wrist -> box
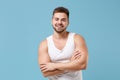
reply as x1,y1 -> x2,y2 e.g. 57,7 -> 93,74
52,63 -> 58,70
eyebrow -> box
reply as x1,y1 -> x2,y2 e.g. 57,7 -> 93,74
53,17 -> 67,19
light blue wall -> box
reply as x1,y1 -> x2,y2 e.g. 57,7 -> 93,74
0,0 -> 120,80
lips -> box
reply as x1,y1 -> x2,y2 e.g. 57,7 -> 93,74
55,24 -> 64,28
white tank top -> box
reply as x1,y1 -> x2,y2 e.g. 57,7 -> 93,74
47,32 -> 83,80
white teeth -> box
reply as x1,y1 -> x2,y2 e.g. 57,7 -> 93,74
57,25 -> 63,27
56,26 -> 61,28
58,26 -> 62,27
55,24 -> 63,28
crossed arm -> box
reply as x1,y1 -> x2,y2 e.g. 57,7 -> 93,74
38,34 -> 88,77
38,40 -> 65,77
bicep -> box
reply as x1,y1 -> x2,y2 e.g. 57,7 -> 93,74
74,34 -> 88,64
38,40 -> 64,76
38,40 -> 51,65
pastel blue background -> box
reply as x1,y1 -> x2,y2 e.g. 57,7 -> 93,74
0,0 -> 120,80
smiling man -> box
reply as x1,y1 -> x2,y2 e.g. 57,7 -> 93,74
38,7 -> 88,80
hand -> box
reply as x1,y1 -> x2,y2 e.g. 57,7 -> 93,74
71,50 -> 81,61
40,63 -> 56,72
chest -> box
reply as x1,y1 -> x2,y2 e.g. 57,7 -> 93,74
48,37 -> 75,62
53,38 -> 68,50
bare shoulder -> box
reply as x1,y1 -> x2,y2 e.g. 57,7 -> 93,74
74,33 -> 88,51
38,39 -> 51,63
39,39 -> 47,50
74,34 -> 85,43
38,39 -> 48,58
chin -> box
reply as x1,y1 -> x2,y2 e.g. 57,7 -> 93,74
56,29 -> 66,33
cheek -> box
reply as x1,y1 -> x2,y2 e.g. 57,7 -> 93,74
63,22 -> 68,26
53,20 -> 57,24
52,21 -> 56,26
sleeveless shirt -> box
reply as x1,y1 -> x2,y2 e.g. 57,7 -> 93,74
47,32 -> 83,80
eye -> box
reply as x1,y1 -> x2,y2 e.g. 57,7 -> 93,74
55,18 -> 59,21
62,18 -> 66,22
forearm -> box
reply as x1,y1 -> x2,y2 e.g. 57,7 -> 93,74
54,60 -> 86,71
42,69 -> 64,77
40,50 -> 88,73
55,49 -> 88,71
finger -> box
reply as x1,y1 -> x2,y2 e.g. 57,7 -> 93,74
73,53 -> 81,60
71,53 -> 78,60
72,52 -> 81,59
74,52 -> 81,57
74,50 -> 80,54
40,65 -> 46,69
40,64 -> 46,68
71,50 -> 80,60
41,66 -> 47,72
42,68 -> 49,72
74,54 -> 81,60
71,53 -> 79,60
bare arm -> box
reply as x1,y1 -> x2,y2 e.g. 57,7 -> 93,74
55,34 -> 88,71
38,40 -> 64,77
41,34 -> 88,72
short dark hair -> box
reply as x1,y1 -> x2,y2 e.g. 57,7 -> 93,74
52,7 -> 69,18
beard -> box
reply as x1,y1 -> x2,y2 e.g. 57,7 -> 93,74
52,24 -> 67,33
53,27 -> 66,33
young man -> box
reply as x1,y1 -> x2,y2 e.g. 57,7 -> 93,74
38,7 -> 88,80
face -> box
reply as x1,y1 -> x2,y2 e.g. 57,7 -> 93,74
52,13 -> 69,33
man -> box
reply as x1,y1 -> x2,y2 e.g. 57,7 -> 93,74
38,6 -> 88,80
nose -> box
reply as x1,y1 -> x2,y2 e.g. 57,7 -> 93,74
58,20 -> 62,24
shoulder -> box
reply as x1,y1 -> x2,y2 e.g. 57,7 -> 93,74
74,33 -> 88,52
69,32 -> 84,39
40,39 -> 47,45
38,34 -> 52,49
73,33 -> 86,46
38,39 -> 48,50
38,39 -> 51,64
74,33 -> 85,41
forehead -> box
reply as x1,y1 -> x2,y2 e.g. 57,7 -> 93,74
53,13 -> 68,18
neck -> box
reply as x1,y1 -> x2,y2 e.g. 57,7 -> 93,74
53,31 -> 69,39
